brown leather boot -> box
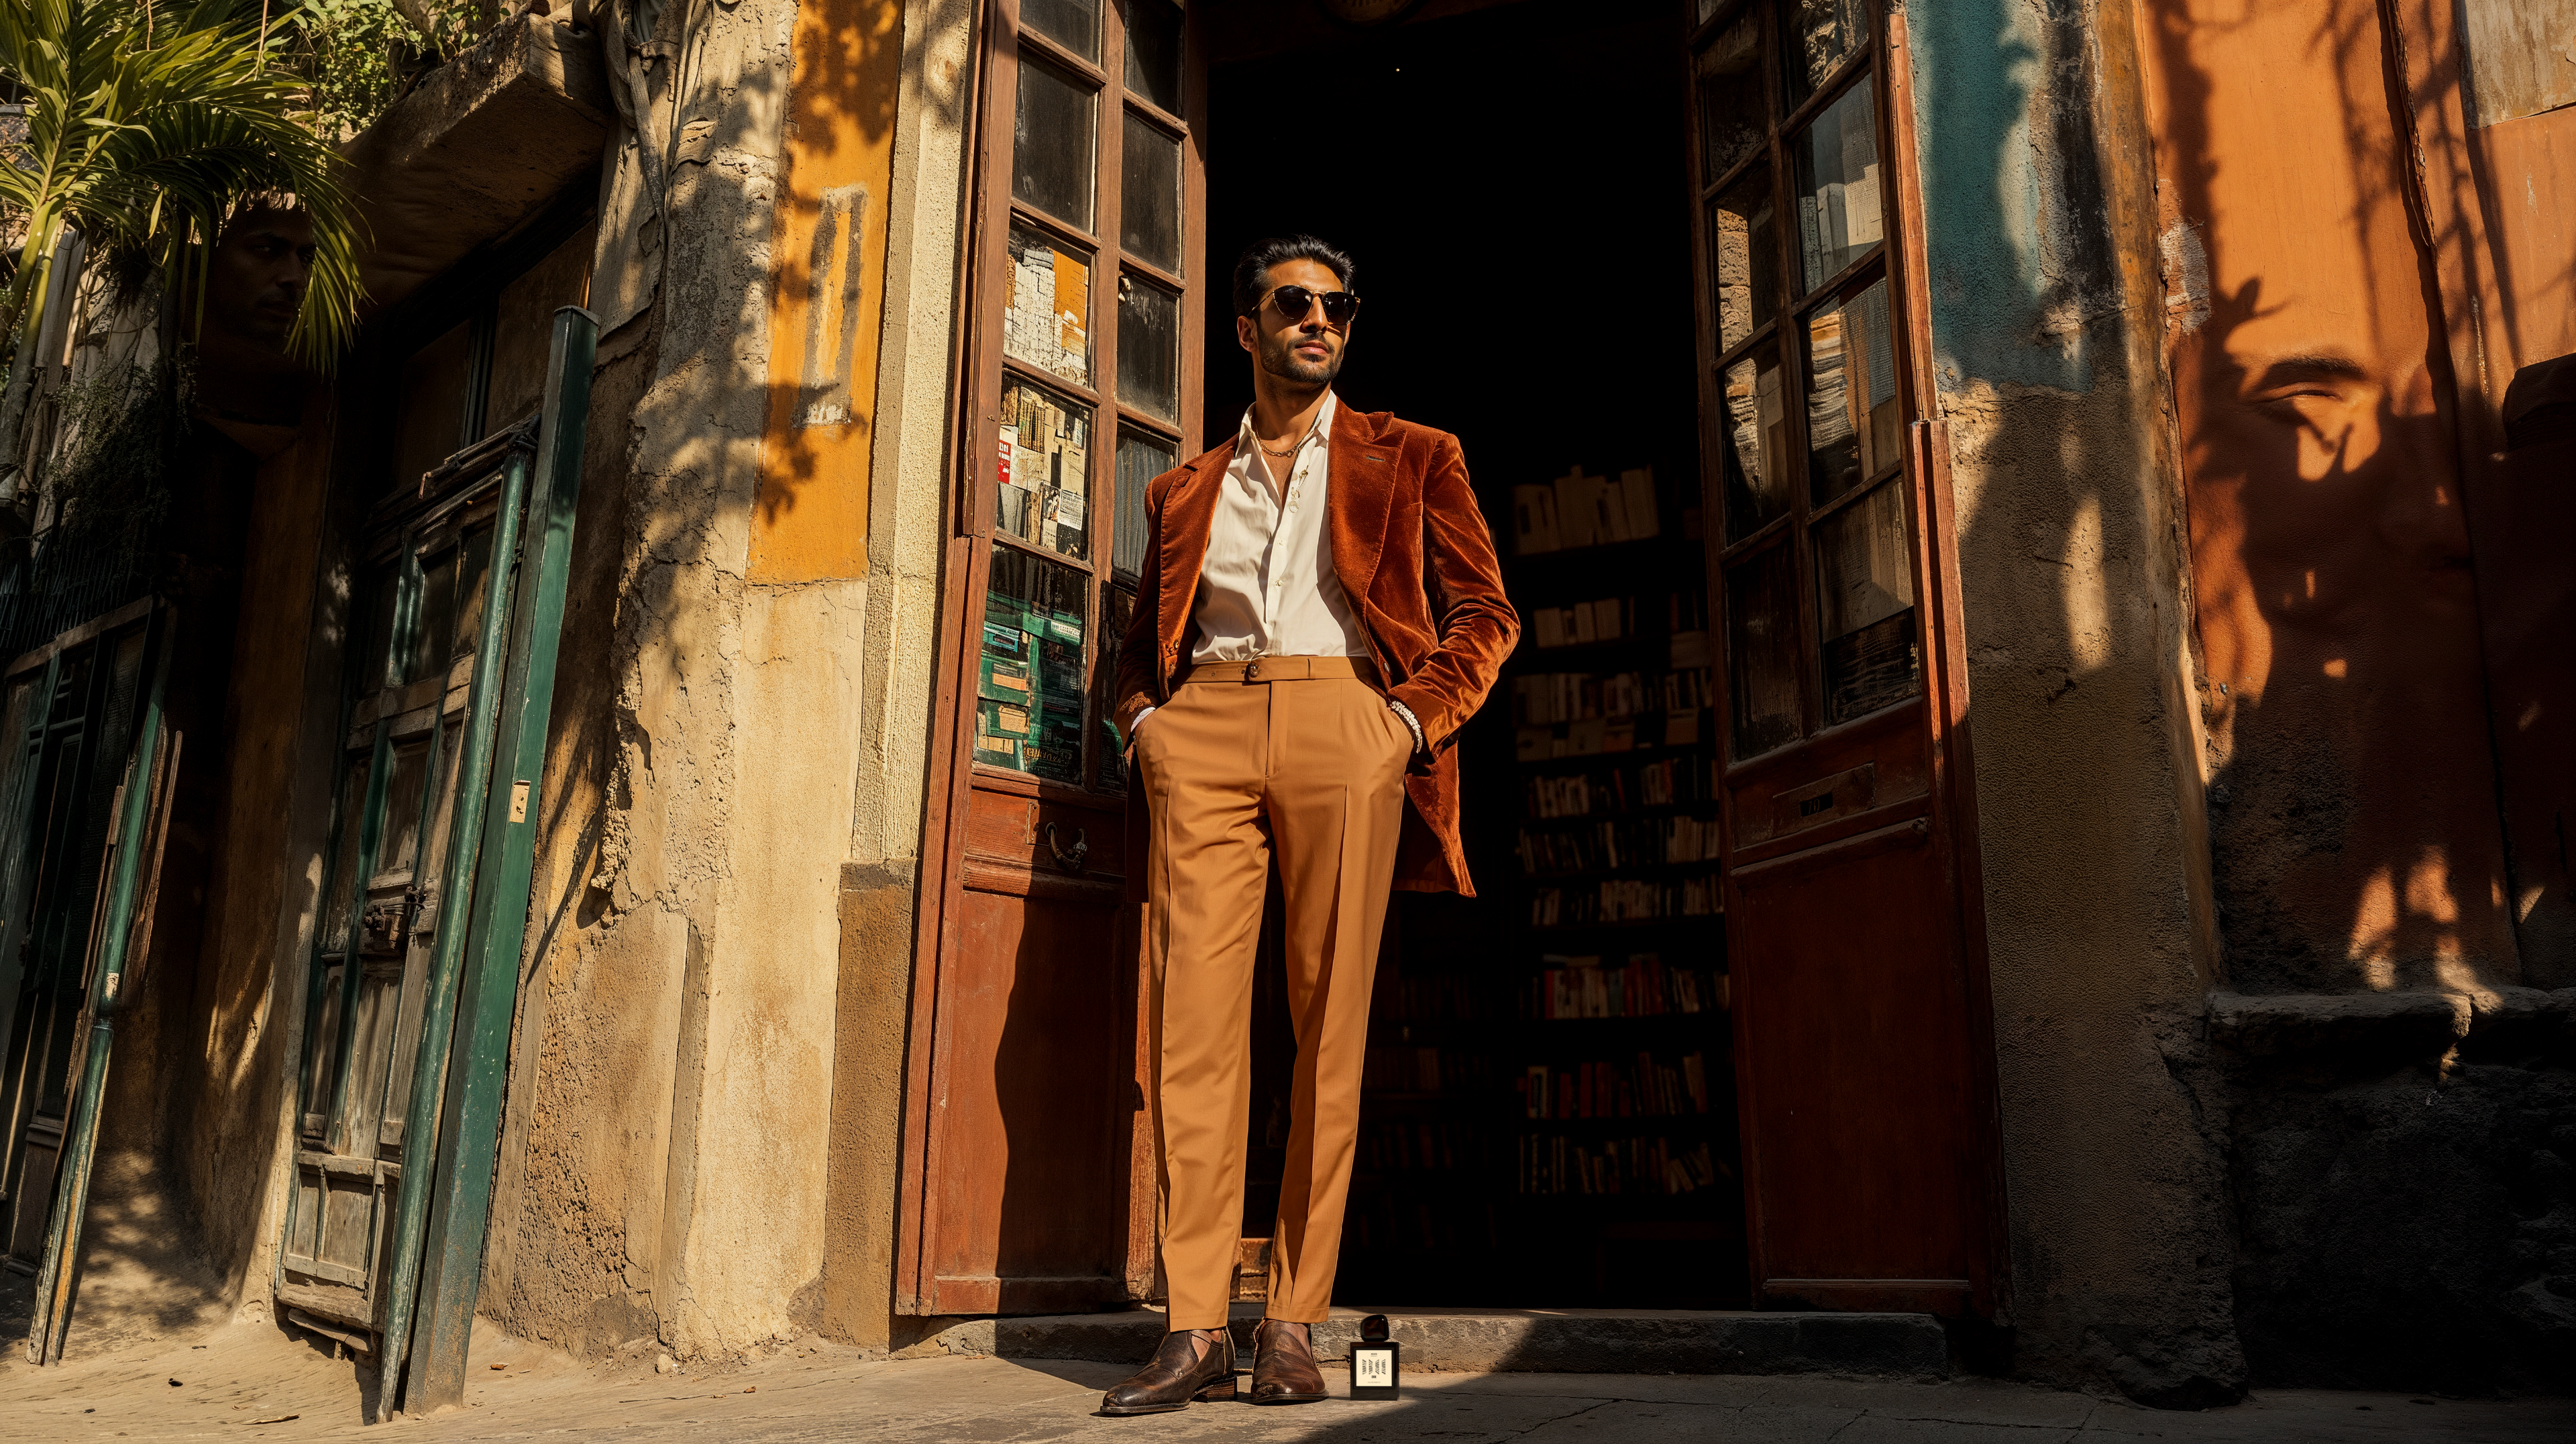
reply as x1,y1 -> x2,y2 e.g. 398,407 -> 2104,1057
1099,1329 -> 1238,1416
1250,1317 -> 1329,1404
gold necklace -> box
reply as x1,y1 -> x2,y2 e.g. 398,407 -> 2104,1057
1258,417 -> 1320,458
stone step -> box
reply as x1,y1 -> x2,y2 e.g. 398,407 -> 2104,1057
911,1304 -> 1951,1378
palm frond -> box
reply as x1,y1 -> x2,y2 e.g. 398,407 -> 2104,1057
0,0 -> 368,368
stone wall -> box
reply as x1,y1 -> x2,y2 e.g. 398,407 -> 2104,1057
475,0 -> 965,1365
1911,0 -> 2574,1404
1901,0 -> 2243,1407
475,0 -> 852,1361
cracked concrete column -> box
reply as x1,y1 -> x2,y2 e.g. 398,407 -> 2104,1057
476,0 -> 908,1361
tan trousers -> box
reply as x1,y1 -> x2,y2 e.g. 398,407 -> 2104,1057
1134,656 -> 1413,1329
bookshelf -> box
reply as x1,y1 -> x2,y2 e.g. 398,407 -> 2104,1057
1346,461 -> 1746,1309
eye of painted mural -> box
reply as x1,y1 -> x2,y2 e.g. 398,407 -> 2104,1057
1006,223 -> 1093,386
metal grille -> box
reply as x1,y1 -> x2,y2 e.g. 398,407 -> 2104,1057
0,531 -> 151,664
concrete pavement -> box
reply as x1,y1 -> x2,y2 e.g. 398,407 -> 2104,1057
3,1317 -> 2570,1443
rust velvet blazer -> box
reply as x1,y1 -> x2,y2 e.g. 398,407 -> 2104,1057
1112,403 -> 1518,895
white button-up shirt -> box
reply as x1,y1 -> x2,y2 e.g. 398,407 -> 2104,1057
1189,391 -> 1368,663
1127,391 -> 1423,752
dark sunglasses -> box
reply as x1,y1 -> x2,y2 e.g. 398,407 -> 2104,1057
1262,284 -> 1361,328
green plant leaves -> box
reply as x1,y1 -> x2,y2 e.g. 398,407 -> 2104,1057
0,0 -> 368,367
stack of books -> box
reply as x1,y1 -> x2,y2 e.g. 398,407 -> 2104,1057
1512,466 -> 1662,554
1529,597 -> 1632,649
1518,1052 -> 1713,1119
1515,815 -> 1724,875
1517,1135 -> 1727,1196
1527,876 -> 1722,926
1359,1045 -> 1496,1094
1527,954 -> 1726,1019
1524,758 -> 1717,817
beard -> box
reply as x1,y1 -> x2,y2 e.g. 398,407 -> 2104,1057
1258,327 -> 1343,386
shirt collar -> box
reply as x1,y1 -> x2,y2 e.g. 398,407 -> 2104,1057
1236,390 -> 1338,453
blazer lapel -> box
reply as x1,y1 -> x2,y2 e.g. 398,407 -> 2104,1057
1328,405 -> 1398,607
1155,437 -> 1234,666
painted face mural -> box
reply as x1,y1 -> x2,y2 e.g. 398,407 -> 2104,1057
2148,0 -> 2517,990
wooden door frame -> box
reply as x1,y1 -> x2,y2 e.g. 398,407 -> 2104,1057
896,0 -> 1210,1315
1684,0 -> 2011,1319
1884,6 -> 2010,1323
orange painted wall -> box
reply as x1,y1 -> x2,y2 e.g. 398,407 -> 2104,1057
749,0 -> 906,582
2141,0 -> 2520,990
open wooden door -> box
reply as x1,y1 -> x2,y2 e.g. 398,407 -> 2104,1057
0,603 -> 164,1278
1684,0 -> 2008,1316
898,0 -> 1205,1315
274,428 -> 533,1355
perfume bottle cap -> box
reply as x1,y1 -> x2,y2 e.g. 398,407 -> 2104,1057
1360,1313 -> 1391,1343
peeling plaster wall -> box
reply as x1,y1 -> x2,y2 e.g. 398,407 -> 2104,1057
475,0 -> 879,1361
1902,0 -> 2242,1406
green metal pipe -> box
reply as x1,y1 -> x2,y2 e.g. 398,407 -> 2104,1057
370,448 -> 533,1410
402,306 -> 597,1414
28,610 -> 170,1365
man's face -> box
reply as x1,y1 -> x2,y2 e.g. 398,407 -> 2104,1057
1236,258 -> 1352,386
209,207 -> 316,350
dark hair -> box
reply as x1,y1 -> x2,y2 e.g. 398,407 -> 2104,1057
1231,235 -> 1357,317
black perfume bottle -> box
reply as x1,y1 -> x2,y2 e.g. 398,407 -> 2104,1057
1349,1313 -> 1400,1400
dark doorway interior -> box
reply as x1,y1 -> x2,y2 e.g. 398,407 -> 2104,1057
1207,0 -> 1744,1308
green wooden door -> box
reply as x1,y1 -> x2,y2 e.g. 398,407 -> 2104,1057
276,434 -> 528,1350
0,608 -> 160,1269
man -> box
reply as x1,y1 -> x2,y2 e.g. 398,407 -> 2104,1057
196,203 -> 317,429
1098,236 -> 1515,1415
206,203 -> 316,353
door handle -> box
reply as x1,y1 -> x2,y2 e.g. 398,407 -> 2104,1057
1044,822 -> 1089,874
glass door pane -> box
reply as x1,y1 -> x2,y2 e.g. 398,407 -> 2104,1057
1095,585 -> 1135,791
1000,378 -> 1094,560
1112,432 -> 1171,581
1117,276 -> 1181,421
1725,544 -> 1803,758
1022,0 -> 1097,60
1721,352 -> 1790,542
1710,168 -> 1778,350
1006,223 -> 1095,385
1015,58 -> 1099,231
1813,480 -> 1918,724
1698,9 -> 1768,183
1804,276 -> 1898,505
1123,0 -> 1183,111
1790,81 -> 1882,291
977,543 -> 1090,784
1120,112 -> 1183,273
1782,0 -> 1869,107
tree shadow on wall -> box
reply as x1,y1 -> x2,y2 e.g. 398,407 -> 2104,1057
2110,0 -> 2571,1397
